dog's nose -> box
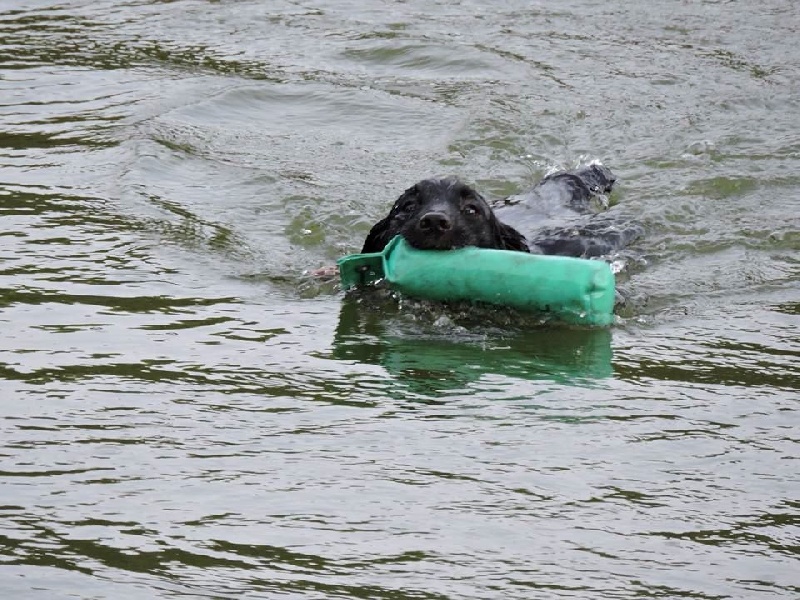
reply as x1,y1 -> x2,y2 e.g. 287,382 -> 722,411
418,211 -> 452,232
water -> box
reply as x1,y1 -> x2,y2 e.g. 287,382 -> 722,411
1,0 -> 798,598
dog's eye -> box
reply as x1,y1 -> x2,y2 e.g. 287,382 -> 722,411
393,196 -> 418,214
398,199 -> 417,213
463,204 -> 480,216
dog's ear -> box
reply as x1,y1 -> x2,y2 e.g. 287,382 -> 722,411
467,188 -> 529,253
360,216 -> 392,253
361,185 -> 419,253
496,221 -> 530,252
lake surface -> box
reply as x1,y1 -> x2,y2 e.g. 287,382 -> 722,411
1,1 -> 798,598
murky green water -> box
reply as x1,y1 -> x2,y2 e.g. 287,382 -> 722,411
1,1 -> 798,598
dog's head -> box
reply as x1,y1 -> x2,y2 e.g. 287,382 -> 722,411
361,178 -> 529,253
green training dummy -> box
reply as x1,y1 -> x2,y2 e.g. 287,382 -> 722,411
338,236 -> 615,327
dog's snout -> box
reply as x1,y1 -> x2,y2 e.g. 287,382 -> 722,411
418,211 -> 452,232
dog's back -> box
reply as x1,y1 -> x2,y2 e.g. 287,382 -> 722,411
494,164 -> 640,258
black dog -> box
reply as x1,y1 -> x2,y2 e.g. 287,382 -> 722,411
362,164 -> 639,258
361,178 -> 528,254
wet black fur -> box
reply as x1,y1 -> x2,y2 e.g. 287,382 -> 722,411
362,164 -> 637,258
361,178 -> 527,254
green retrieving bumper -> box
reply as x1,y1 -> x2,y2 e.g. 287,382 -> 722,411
338,236 -> 616,327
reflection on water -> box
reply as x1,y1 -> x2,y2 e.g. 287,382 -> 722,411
1,0 -> 799,598
327,295 -> 614,395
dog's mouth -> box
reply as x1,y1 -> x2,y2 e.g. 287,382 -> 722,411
401,232 -> 464,251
